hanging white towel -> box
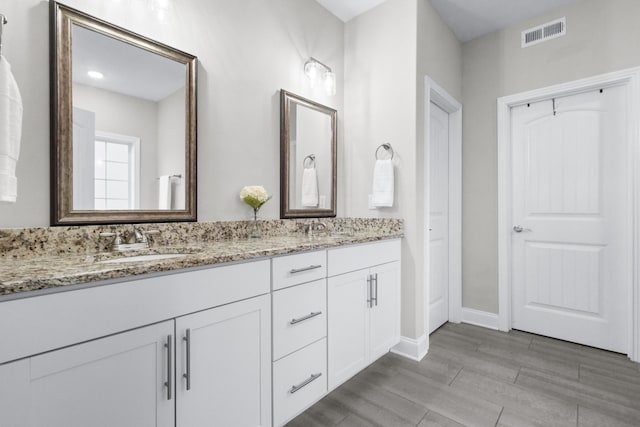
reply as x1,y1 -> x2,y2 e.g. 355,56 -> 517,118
371,159 -> 394,207
158,175 -> 172,209
0,56 -> 23,203
301,167 -> 319,207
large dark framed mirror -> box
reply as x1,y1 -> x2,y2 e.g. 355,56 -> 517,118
50,1 -> 197,225
280,90 -> 337,218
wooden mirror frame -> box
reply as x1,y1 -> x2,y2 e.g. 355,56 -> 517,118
50,1 -> 197,225
280,90 -> 337,218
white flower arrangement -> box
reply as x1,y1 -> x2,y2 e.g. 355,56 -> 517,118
240,185 -> 271,211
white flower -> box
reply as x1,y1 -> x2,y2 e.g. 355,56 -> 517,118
240,185 -> 271,209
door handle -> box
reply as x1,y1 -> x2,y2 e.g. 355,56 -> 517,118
164,335 -> 172,400
513,225 -> 532,233
183,328 -> 191,391
373,273 -> 378,307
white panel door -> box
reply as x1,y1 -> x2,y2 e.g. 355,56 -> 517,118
511,86 -> 629,353
175,294 -> 271,427
0,321 -> 175,427
429,102 -> 450,333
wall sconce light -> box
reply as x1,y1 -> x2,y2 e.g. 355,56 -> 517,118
304,57 -> 336,96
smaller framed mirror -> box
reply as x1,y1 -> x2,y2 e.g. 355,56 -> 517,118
280,90 -> 337,218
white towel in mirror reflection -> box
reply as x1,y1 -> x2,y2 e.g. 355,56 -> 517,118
301,167 -> 319,207
158,175 -> 172,209
0,56 -> 23,203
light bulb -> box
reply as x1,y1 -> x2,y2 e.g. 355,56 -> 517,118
324,71 -> 336,96
305,61 -> 320,88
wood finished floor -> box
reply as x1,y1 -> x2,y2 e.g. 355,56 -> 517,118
286,322 -> 640,427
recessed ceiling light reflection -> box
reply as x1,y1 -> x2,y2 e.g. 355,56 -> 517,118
88,70 -> 104,79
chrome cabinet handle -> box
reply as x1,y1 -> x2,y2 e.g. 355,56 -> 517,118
366,275 -> 372,308
289,373 -> 322,394
513,225 -> 532,233
373,273 -> 378,307
289,265 -> 322,274
183,328 -> 191,391
290,311 -> 322,325
164,335 -> 172,400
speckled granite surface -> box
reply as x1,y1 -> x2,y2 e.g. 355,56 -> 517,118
0,218 -> 402,298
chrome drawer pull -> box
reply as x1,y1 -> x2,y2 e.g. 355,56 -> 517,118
290,311 -> 322,325
289,373 -> 322,394
289,264 -> 322,274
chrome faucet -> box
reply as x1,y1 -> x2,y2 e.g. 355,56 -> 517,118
305,220 -> 327,239
99,228 -> 160,252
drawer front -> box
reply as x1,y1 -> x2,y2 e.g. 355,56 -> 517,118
328,239 -> 401,277
272,250 -> 326,290
273,338 -> 327,427
272,279 -> 327,361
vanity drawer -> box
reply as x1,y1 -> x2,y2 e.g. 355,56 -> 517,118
328,239 -> 401,277
273,338 -> 327,427
272,250 -> 326,290
272,279 -> 327,360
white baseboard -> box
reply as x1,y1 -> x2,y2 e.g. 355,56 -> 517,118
390,334 -> 429,361
461,308 -> 500,330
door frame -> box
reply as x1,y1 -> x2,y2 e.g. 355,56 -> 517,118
497,67 -> 640,362
424,76 -> 463,335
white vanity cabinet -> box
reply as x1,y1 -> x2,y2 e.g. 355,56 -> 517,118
327,239 -> 401,390
0,259 -> 271,427
271,250 -> 328,427
175,294 -> 271,427
0,321 -> 175,427
0,237 -> 402,427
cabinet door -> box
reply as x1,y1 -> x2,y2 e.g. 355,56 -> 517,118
176,294 -> 271,427
369,261 -> 401,361
327,269 -> 369,391
0,321 -> 175,427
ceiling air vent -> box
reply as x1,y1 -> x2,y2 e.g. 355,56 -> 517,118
521,17 -> 566,48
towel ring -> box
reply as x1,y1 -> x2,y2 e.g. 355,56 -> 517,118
375,143 -> 394,160
303,154 -> 316,168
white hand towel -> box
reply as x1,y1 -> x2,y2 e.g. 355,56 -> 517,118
0,56 -> 23,203
301,167 -> 319,207
371,159 -> 394,207
158,175 -> 172,209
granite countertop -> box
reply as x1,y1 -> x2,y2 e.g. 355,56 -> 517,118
0,231 -> 402,298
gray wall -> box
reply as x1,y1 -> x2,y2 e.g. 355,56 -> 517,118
344,0 -> 462,339
157,88 -> 187,210
73,83 -> 159,210
461,0 -> 640,313
0,0 -> 344,227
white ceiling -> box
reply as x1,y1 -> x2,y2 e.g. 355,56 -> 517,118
316,0 -> 578,42
430,0 -> 578,42
315,0 -> 386,22
72,25 -> 186,102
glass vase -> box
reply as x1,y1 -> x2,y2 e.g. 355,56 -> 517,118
249,208 -> 261,239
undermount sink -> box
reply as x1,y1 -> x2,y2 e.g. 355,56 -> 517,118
97,253 -> 188,264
